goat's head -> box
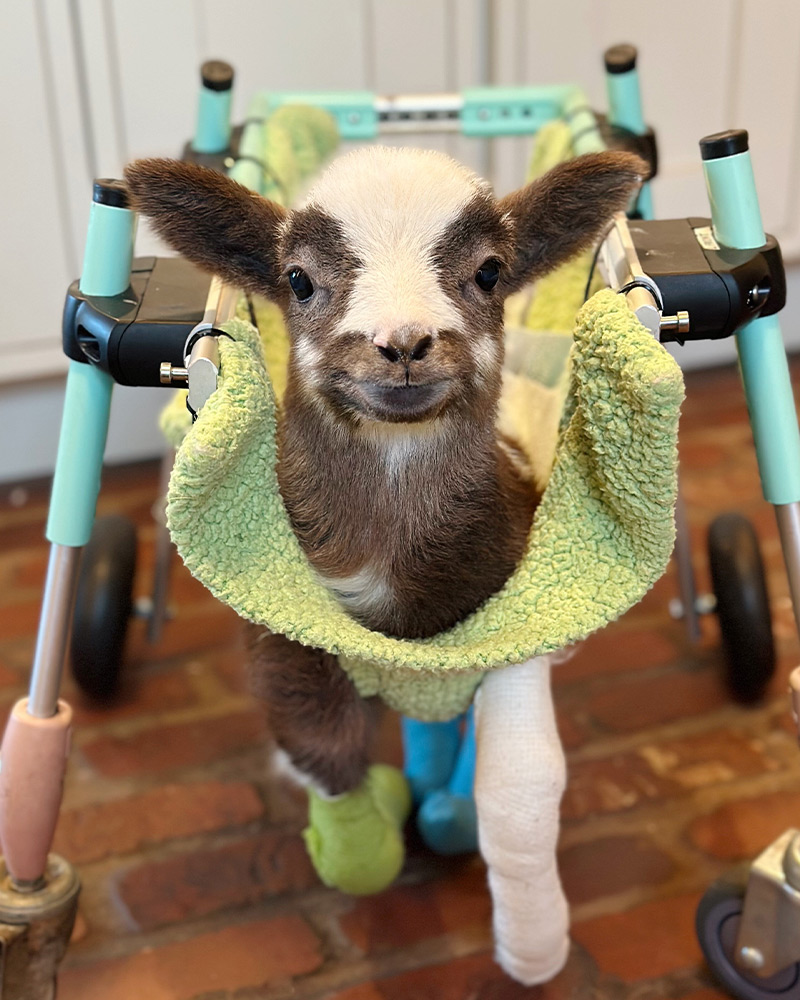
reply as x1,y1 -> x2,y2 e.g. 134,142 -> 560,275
125,146 -> 644,427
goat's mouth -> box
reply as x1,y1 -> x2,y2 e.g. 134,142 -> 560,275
356,380 -> 450,422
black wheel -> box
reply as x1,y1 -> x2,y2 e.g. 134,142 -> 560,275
697,875 -> 800,999
708,512 -> 776,703
70,514 -> 137,701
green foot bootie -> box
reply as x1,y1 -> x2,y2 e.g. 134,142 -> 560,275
304,764 -> 412,895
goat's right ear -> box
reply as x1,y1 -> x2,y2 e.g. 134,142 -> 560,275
124,158 -> 287,300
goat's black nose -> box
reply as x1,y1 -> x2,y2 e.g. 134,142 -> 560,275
377,334 -> 432,364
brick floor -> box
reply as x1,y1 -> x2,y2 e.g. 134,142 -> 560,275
1,358 -> 800,998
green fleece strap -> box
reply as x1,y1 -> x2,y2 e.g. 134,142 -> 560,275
304,765 -> 412,895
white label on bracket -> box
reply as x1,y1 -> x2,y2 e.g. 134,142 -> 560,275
694,226 -> 720,251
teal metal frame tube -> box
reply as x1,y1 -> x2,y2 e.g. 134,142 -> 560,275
604,44 -> 653,219
46,182 -> 135,547
192,60 -> 234,154
701,131 -> 800,505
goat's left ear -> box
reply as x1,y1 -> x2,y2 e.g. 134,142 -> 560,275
499,151 -> 647,294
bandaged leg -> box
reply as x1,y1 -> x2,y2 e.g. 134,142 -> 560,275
474,656 -> 569,985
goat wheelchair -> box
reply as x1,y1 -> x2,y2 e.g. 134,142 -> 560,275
0,44 -> 797,999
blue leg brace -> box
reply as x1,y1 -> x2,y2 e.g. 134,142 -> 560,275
402,709 -> 478,855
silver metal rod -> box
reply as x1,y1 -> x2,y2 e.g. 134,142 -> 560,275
673,489 -> 702,642
374,93 -> 463,134
28,545 -> 81,719
598,213 -> 663,337
775,502 -> 800,635
374,93 -> 463,116
147,448 -> 176,644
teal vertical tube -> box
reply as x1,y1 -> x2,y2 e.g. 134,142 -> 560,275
79,199 -> 136,296
604,44 -> 652,219
192,60 -> 234,155
606,68 -> 646,134
193,88 -> 233,154
703,151 -> 764,249
46,362 -> 113,546
46,181 -> 135,546
701,131 -> 800,504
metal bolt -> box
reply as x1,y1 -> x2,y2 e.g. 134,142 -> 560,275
738,946 -> 765,971
160,362 -> 188,385
746,284 -> 769,310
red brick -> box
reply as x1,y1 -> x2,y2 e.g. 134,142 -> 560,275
678,439 -> 728,469
79,709 -> 266,777
0,657 -> 24,688
555,704 -> 593,750
116,830 -> 316,929
57,914 -> 321,1000
553,624 -> 680,685
571,892 -> 703,983
54,781 -> 264,864
0,600 -> 42,641
341,862 -> 491,954
587,668 -> 729,733
124,601 -> 242,665
212,644 -> 251,695
7,550 -> 48,589
680,464 -> 762,511
559,835 -> 675,904
563,729 -> 773,820
326,948 -> 590,999
688,790 -> 800,861
67,664 -> 198,725
677,990 -> 731,1000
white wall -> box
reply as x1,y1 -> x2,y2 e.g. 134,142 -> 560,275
3,0 -> 800,481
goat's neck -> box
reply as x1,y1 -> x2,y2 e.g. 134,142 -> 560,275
277,384 -> 535,638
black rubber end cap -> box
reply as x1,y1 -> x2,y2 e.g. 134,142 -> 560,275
700,129 -> 749,160
201,60 -> 234,92
93,178 -> 129,209
604,43 -> 637,74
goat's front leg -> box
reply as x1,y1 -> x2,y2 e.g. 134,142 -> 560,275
474,656 -> 569,985
245,626 -> 411,894
246,625 -> 376,795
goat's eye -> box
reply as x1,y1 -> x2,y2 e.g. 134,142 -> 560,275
288,267 -> 314,301
475,258 -> 501,292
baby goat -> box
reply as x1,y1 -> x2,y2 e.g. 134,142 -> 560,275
125,147 -> 644,797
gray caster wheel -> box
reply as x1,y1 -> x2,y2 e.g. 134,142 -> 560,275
696,874 -> 800,999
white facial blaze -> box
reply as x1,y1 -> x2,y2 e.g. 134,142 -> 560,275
303,147 -> 487,342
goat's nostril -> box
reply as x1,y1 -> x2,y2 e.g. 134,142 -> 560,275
378,344 -> 401,363
410,335 -> 432,362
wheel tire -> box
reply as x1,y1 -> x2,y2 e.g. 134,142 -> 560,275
696,875 -> 800,999
70,515 -> 137,701
708,512 -> 776,703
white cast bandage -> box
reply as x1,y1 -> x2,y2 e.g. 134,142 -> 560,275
474,656 -> 569,985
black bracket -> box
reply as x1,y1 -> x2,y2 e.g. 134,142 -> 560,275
627,217 -> 786,343
62,257 -> 213,387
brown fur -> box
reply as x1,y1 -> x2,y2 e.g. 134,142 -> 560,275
246,629 -> 378,795
124,150 -> 644,795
